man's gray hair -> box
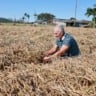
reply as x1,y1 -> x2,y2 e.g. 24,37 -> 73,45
55,25 -> 65,34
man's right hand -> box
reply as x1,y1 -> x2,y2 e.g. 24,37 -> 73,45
43,56 -> 51,63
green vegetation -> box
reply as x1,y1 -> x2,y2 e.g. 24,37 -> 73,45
0,17 -> 13,23
36,13 -> 55,23
85,4 -> 96,27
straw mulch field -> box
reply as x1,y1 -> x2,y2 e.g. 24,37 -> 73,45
0,24 -> 96,96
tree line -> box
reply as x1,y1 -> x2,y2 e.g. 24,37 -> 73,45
0,13 -> 55,24
0,4 -> 96,27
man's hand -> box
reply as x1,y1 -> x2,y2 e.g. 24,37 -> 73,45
43,55 -> 56,62
43,56 -> 51,62
43,45 -> 58,56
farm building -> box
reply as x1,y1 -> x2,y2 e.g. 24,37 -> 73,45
53,18 -> 90,27
31,20 -> 47,25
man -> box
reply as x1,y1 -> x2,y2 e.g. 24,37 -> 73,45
43,25 -> 80,62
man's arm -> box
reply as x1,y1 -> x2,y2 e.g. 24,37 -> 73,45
52,45 -> 69,57
43,45 -> 69,62
44,45 -> 58,56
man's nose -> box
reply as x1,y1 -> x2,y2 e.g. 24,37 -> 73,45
54,31 -> 57,34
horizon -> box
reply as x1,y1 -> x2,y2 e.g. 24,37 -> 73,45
0,0 -> 96,21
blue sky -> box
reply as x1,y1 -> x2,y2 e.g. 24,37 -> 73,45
0,0 -> 96,21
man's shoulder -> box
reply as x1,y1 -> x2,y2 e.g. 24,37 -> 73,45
64,33 -> 73,41
65,33 -> 73,38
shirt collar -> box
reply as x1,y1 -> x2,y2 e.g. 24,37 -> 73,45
61,35 -> 65,40
61,33 -> 66,40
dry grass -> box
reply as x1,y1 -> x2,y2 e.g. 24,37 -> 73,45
0,24 -> 96,96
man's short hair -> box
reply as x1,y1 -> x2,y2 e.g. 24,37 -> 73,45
55,25 -> 65,34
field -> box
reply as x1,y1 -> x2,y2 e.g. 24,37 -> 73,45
0,24 -> 96,96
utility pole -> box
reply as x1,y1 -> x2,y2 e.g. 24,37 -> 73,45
74,0 -> 77,26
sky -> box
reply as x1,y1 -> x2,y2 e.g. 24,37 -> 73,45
0,0 -> 96,21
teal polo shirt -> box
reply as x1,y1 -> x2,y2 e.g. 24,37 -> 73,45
56,33 -> 80,57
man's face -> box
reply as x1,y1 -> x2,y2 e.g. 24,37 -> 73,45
54,27 -> 63,39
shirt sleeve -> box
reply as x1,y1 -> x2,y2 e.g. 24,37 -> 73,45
62,37 -> 72,47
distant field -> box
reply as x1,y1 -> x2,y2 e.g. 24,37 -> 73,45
0,24 -> 96,96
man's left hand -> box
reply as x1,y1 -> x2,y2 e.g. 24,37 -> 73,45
43,56 -> 51,62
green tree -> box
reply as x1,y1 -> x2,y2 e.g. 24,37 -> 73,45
0,17 -> 13,23
24,13 -> 30,22
37,13 -> 55,23
27,14 -> 30,22
22,16 -> 25,22
85,5 -> 96,27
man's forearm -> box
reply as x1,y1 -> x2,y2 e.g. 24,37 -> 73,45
51,50 -> 64,57
46,49 -> 55,56
44,51 -> 62,61
47,52 -> 60,59
52,45 -> 68,57
45,47 -> 57,56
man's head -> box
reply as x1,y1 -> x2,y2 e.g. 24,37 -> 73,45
54,25 -> 65,39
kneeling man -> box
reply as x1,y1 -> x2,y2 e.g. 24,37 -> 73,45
43,25 -> 80,62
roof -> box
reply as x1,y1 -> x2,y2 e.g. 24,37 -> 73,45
53,18 -> 72,23
53,18 -> 90,24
